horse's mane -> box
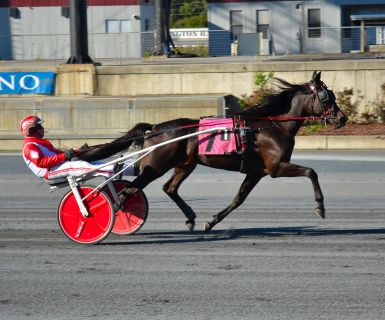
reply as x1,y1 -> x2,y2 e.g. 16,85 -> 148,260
238,78 -> 310,117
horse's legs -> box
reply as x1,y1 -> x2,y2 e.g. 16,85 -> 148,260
118,165 -> 163,204
269,162 -> 325,218
162,164 -> 197,231
204,174 -> 263,232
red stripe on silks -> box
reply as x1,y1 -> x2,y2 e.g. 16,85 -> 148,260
0,0 -> 140,8
46,167 -> 92,179
46,167 -> 112,179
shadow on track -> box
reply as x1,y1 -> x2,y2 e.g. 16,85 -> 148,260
102,226 -> 385,246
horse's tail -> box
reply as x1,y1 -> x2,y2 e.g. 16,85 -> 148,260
77,122 -> 153,162
117,122 -> 153,147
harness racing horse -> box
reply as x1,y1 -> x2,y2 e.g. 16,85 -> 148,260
78,71 -> 348,232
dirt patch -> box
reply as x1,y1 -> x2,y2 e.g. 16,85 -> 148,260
298,123 -> 385,136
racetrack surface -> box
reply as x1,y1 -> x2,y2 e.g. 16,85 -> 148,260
0,150 -> 384,320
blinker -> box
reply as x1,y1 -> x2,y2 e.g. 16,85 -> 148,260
318,89 -> 329,103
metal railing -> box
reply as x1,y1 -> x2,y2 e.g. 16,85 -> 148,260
0,26 -> 383,60
210,26 -> 383,56
0,31 -> 155,61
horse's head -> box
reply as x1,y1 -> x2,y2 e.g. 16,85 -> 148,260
308,71 -> 348,128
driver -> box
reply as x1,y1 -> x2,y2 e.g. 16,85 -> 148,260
20,115 -> 131,181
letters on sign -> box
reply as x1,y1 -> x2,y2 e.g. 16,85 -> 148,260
170,28 -> 208,40
0,72 -> 56,94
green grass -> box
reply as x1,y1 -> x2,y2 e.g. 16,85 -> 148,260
301,123 -> 326,134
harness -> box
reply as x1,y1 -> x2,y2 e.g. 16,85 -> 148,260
79,79 -> 338,174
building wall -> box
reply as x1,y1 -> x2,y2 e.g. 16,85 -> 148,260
208,0 -> 342,55
89,5 -> 150,58
208,0 -> 385,56
6,7 -> 71,59
0,10 -> 12,60
0,3 -> 154,60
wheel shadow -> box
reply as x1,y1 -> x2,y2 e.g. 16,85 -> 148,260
102,226 -> 385,246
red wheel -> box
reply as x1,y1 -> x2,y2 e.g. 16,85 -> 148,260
57,186 -> 115,244
104,180 -> 148,235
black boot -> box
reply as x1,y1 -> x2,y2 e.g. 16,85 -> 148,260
133,162 -> 140,176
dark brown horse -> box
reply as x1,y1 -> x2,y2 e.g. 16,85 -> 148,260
78,71 -> 347,232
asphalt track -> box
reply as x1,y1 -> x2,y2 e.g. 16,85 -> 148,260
1,150 -> 385,320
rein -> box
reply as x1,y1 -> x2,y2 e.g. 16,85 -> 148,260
78,115 -> 322,154
238,115 -> 322,121
178,115 -> 321,130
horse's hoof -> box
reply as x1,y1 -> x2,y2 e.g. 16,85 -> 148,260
186,221 -> 195,232
204,221 -> 212,233
314,208 -> 326,219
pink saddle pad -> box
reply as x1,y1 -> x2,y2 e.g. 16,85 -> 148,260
198,118 -> 237,155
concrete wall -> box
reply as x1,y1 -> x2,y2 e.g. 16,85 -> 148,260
3,59 -> 374,119
3,58 -> 385,119
1,58 -> 385,151
91,59 -> 385,116
0,95 -> 226,151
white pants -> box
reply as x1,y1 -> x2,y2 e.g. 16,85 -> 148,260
45,160 -> 114,180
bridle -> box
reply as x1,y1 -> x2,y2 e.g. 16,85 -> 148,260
309,80 -> 337,123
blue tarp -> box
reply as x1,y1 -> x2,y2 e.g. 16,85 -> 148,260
0,72 -> 56,95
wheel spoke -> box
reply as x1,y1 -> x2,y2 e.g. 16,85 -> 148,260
117,213 -> 131,229
74,219 -> 87,239
88,197 -> 109,213
60,210 -> 80,218
88,217 -> 108,232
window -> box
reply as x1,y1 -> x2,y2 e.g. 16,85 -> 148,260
121,20 -> 131,33
377,26 -> 385,45
105,20 -> 131,33
10,8 -> 21,19
341,8 -> 351,38
61,7 -> 70,18
308,8 -> 321,38
230,10 -> 243,41
256,10 -> 270,39
144,18 -> 151,31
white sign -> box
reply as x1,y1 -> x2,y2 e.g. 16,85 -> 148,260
170,28 -> 208,40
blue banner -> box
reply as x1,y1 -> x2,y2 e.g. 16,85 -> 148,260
0,72 -> 56,95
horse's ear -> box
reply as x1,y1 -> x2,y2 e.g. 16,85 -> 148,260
312,71 -> 321,83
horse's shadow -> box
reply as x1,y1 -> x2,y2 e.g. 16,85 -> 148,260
103,226 -> 385,246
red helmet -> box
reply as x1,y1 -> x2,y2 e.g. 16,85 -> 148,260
20,115 -> 44,136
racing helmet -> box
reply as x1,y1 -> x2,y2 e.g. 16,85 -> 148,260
20,115 -> 44,136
